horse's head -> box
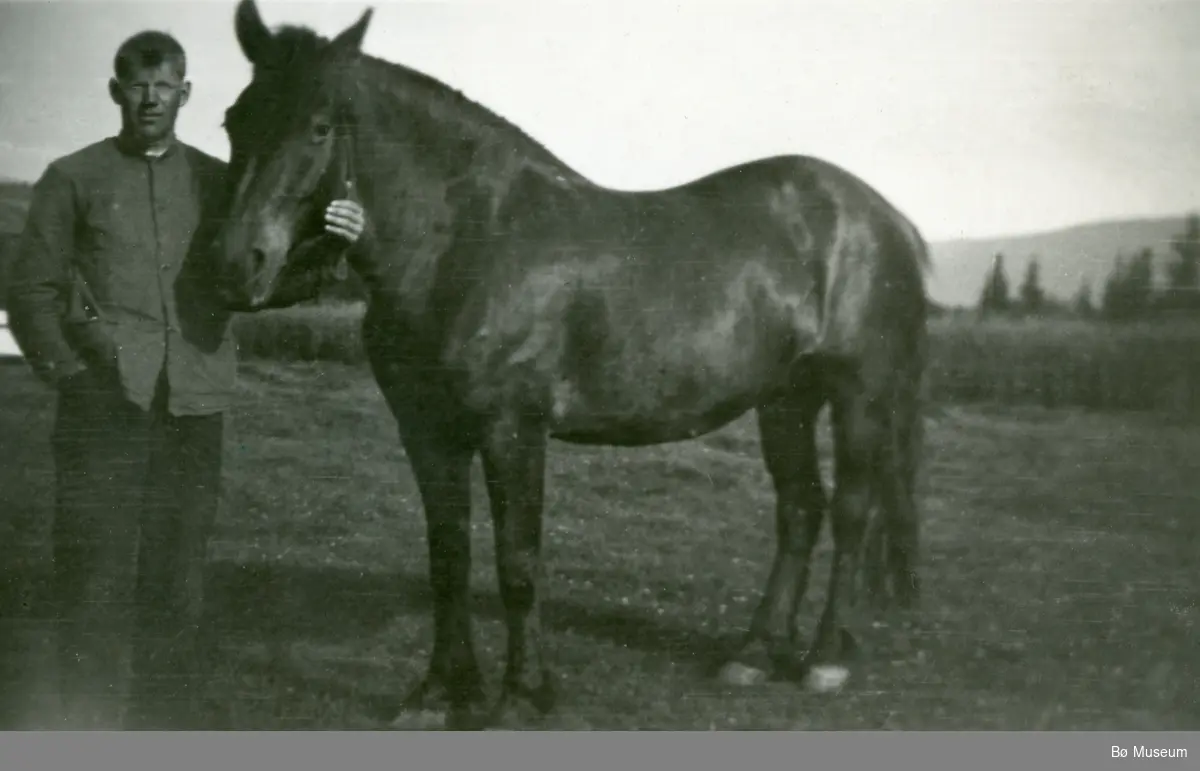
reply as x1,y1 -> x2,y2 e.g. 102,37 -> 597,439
216,0 -> 373,310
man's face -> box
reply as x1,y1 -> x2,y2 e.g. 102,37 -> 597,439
109,62 -> 191,145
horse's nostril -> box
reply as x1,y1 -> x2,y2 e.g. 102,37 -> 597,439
251,248 -> 267,274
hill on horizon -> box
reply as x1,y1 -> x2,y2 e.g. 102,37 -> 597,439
928,215 -> 1196,308
0,179 -> 1194,309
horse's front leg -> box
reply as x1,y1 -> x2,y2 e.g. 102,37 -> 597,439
393,421 -> 487,729
479,411 -> 556,727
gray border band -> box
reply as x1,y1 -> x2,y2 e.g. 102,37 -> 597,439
2,731 -> 1196,770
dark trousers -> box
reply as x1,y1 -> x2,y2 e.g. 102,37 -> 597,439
50,370 -> 223,729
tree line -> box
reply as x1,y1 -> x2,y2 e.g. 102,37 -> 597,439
977,214 -> 1200,321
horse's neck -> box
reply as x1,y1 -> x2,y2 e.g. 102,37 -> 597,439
346,138 -> 467,310
349,84 -> 588,304
356,65 -> 584,216
358,121 -> 520,225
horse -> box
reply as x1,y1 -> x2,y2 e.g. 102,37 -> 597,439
213,0 -> 930,729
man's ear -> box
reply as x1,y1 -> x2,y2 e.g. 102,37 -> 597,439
108,77 -> 123,105
179,79 -> 192,108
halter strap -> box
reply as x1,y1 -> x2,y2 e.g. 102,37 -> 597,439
279,127 -> 360,294
328,127 -> 359,281
334,125 -> 359,205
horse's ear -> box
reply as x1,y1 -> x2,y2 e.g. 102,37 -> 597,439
235,0 -> 274,65
330,7 -> 373,54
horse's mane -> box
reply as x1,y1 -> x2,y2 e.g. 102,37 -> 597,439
270,24 -> 327,65
268,24 -> 582,179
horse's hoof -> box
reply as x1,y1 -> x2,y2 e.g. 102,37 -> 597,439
803,664 -> 850,694
717,660 -> 768,687
524,680 -> 557,716
483,701 -> 524,731
380,672 -> 487,730
388,703 -> 489,731
445,705 -> 491,731
480,684 -> 556,730
390,709 -> 449,730
716,638 -> 793,686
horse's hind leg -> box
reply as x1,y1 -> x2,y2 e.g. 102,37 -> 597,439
719,388 -> 826,686
879,381 -> 923,608
859,488 -> 890,608
803,381 -> 887,676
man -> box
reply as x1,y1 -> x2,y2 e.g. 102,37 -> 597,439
5,30 -> 367,729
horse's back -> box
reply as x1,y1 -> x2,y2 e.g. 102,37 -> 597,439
625,152 -> 929,368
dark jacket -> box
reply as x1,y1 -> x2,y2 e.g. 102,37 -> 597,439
6,135 -> 238,416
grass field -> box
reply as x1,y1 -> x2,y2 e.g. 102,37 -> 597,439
1,356 -> 1197,730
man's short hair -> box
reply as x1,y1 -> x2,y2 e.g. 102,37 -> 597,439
113,31 -> 187,81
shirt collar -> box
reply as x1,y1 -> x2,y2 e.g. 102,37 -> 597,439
114,132 -> 181,161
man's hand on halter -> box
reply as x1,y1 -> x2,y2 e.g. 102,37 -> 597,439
324,198 -> 366,244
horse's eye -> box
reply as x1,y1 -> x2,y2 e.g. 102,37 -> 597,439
312,122 -> 332,142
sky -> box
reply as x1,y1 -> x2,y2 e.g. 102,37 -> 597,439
0,0 -> 1197,242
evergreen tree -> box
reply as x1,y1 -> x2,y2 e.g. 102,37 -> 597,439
1073,277 -> 1094,318
1101,255 -> 1128,321
977,252 -> 1010,318
1018,256 -> 1045,315
1166,213 -> 1200,312
1126,248 -> 1155,317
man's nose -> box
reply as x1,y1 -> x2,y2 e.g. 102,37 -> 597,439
141,89 -> 160,107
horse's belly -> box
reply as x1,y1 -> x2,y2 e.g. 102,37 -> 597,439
545,336 -> 792,447
546,389 -> 762,445
462,250 -> 813,445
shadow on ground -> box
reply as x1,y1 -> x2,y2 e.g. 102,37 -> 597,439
1,558 -> 742,728
205,560 -> 734,662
